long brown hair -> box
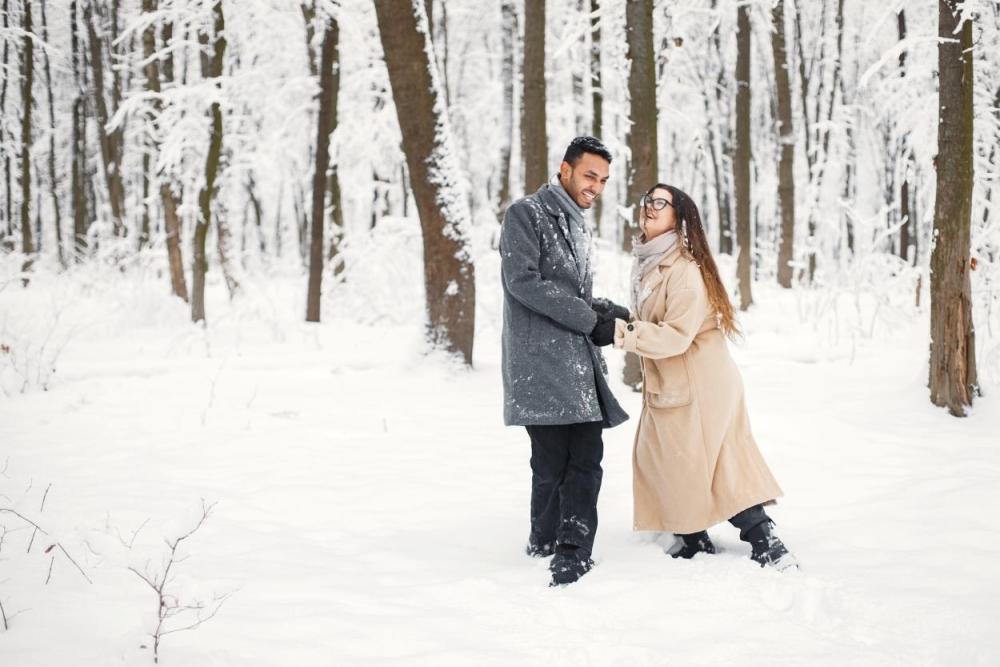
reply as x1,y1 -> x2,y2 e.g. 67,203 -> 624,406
645,183 -> 741,339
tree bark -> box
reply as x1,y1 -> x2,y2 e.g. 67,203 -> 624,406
734,3 -> 753,310
522,0 -> 547,193
771,0 -> 795,288
590,0 -> 603,231
84,0 -> 126,237
897,9 -> 913,263
70,0 -> 88,259
306,15 -> 339,323
325,15 -> 344,277
929,0 -> 977,417
20,0 -> 36,278
2,0 -> 13,250
497,0 -> 516,213
191,0 -> 226,323
38,0 -> 64,267
622,0 -> 657,389
142,0 -> 187,300
374,0 -> 476,364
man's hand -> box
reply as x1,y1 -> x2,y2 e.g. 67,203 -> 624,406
590,312 -> 617,347
592,298 -> 630,323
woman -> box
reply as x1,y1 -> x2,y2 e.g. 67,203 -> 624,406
613,183 -> 797,570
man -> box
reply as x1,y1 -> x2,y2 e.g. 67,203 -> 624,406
500,136 -> 630,586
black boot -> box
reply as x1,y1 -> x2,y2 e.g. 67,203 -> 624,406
669,530 -> 717,559
549,544 -> 594,586
742,521 -> 798,571
526,539 -> 556,558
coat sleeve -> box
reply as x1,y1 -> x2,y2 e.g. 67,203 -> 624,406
613,262 -> 709,359
500,201 -> 599,334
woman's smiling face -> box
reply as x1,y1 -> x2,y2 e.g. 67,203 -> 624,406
639,187 -> 677,240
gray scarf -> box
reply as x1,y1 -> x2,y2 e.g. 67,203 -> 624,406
630,231 -> 679,313
548,175 -> 589,274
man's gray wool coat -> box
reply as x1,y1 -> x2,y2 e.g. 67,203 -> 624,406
499,182 -> 628,428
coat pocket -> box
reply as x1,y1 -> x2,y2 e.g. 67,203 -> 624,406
645,355 -> 692,408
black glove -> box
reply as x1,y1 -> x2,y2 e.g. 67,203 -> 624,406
592,298 -> 630,323
590,312 -> 617,347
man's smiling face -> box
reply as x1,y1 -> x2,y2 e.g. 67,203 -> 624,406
559,152 -> 610,209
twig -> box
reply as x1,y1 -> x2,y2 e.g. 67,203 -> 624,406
40,484 -> 51,512
0,597 -> 7,631
45,555 -> 55,585
47,543 -> 93,584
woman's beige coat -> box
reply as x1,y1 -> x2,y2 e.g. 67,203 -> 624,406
614,246 -> 782,534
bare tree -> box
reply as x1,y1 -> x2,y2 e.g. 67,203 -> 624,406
522,0 -> 547,193
622,0 -> 658,389
84,0 -> 126,237
20,0 -> 36,279
771,0 -> 795,288
39,0 -> 64,267
929,0 -> 978,417
734,2 -> 752,310
374,0 -> 476,364
325,13 -> 345,277
1,0 -> 11,251
306,12 -> 340,323
191,0 -> 226,323
497,0 -> 516,214
590,0 -> 604,231
70,0 -> 89,259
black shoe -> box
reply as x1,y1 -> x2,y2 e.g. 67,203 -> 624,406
549,545 -> 594,586
526,540 -> 556,558
744,523 -> 798,571
669,531 -> 717,559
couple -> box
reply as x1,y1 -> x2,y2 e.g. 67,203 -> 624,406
500,136 -> 797,587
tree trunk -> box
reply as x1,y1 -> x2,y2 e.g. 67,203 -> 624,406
897,9 -> 913,263
374,0 -> 476,364
771,0 -> 795,288
929,0 -> 977,417
2,0 -> 13,250
497,0 -> 516,214
622,0 -> 657,389
38,0 -> 64,267
70,0 -> 88,259
710,0 -> 733,254
734,3 -> 753,310
325,15 -> 344,278
306,15 -> 339,323
590,0 -> 603,232
84,0 -> 126,237
522,0 -> 547,193
191,0 -> 226,323
20,0 -> 36,278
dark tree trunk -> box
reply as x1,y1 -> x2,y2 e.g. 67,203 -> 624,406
710,0 -> 732,254
929,0 -> 977,417
84,0 -> 126,237
2,0 -> 14,250
20,0 -> 36,278
771,0 -> 795,288
325,16 -> 344,277
306,15 -> 339,323
522,0 -> 547,193
70,0 -> 88,258
39,0 -> 64,267
622,0 -> 657,389
897,9 -> 913,264
624,0 -> 656,253
590,0 -> 603,231
374,1 -> 476,364
143,0 -> 187,300
191,0 -> 226,323
497,0 -> 516,214
734,3 -> 753,310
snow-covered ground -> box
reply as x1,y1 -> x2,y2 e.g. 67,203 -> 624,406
2,247 -> 999,666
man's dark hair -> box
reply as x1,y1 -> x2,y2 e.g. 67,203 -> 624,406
562,136 -> 612,167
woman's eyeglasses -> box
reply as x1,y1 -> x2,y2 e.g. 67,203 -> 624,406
640,195 -> 675,212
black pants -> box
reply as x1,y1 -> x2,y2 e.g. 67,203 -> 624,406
526,421 -> 604,555
680,504 -> 772,542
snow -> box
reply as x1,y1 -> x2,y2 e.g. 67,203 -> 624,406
2,247 -> 999,666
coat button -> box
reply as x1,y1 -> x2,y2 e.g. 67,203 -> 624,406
627,323 -> 635,332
